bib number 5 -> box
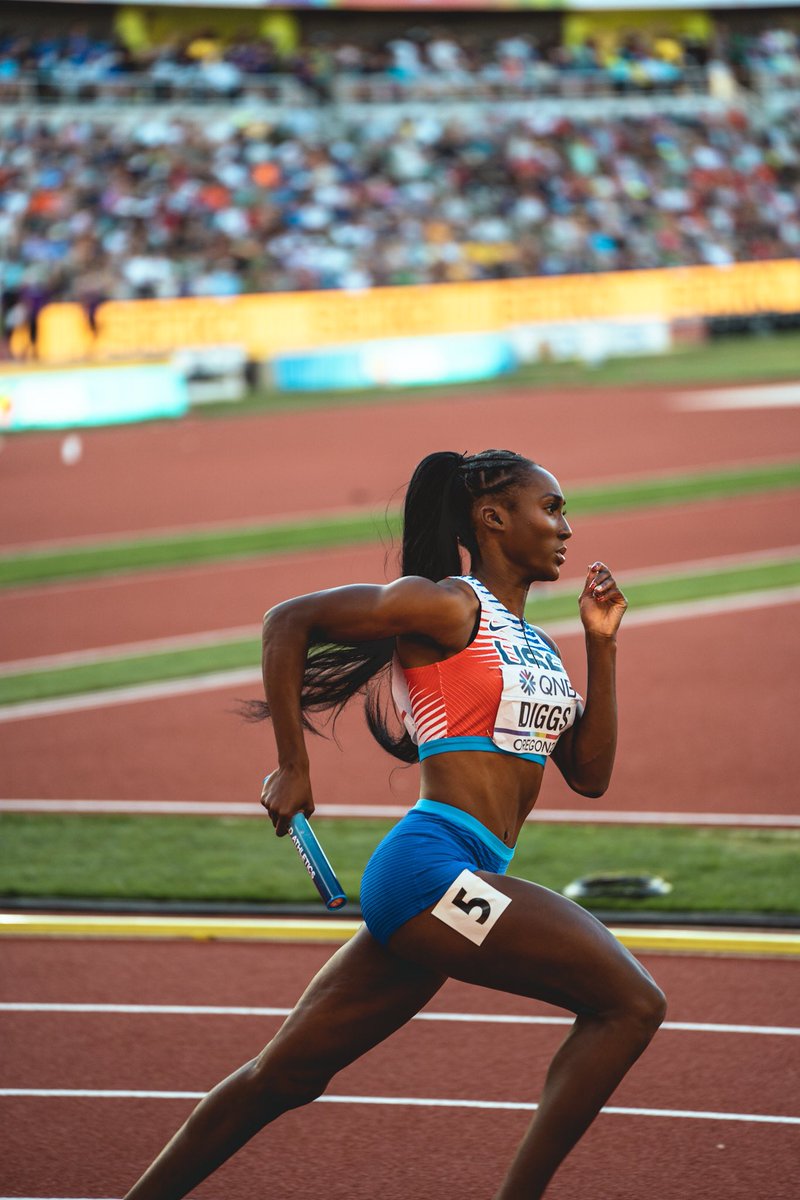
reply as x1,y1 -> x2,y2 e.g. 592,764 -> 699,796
431,869 -> 512,946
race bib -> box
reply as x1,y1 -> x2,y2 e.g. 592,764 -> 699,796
431,870 -> 511,946
492,662 -> 580,757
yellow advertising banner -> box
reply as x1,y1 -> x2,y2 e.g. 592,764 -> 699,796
28,259 -> 800,365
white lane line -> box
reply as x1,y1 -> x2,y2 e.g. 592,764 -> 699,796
0,502 -> 378,556
675,382 -> 800,410
0,541 -> 391,605
0,626 -> 261,678
4,545 -> 798,677
552,544 -> 800,590
321,1096 -> 800,1125
560,584 -> 800,634
533,810 -> 800,828
0,1088 -> 797,1125
4,799 -> 797,828
0,667 -> 261,724
2,584 -> 799,725
1,1003 -> 797,1037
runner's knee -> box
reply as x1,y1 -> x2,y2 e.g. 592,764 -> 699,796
245,1051 -> 331,1112
583,972 -> 666,1043
618,978 -> 667,1040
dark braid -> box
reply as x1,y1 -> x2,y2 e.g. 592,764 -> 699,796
243,449 -> 538,762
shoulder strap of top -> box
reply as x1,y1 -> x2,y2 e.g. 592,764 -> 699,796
450,573 -> 480,596
447,575 -> 484,645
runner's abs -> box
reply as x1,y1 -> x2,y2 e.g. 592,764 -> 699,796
420,749 -> 545,845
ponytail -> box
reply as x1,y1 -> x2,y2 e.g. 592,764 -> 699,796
401,451 -> 471,580
243,448 -> 536,762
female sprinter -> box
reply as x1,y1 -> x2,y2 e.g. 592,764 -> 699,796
125,449 -> 665,1200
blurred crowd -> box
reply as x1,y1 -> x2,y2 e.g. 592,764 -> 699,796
0,22 -> 798,103
2,104 -> 798,330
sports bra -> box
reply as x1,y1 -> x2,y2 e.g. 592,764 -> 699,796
391,574 -> 582,766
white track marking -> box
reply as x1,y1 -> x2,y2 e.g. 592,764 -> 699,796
3,799 -> 797,828
321,1096 -> 800,1124
1,540 -> 392,605
0,627 -> 260,678
0,667 -> 260,724
2,584 -> 798,724
0,503 -> 378,556
1,1003 -> 797,1037
0,1089 -> 796,1125
675,382 -> 800,410
557,584 -> 800,636
3,545 -> 798,676
553,544 -> 800,589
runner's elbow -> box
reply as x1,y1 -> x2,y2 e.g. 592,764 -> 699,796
568,773 -> 610,799
262,599 -> 302,641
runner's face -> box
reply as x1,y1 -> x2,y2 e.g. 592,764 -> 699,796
502,468 -> 572,582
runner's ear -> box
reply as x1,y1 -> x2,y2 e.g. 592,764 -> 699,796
478,504 -> 505,528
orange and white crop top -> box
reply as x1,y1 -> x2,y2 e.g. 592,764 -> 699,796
391,574 -> 582,766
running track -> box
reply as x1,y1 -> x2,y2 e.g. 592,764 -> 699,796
1,383 -> 799,818
1,935 -> 798,1199
1,383 -> 799,1198
3,383 -> 800,547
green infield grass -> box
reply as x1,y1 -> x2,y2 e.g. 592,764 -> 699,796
2,459 -> 798,590
0,814 -> 797,916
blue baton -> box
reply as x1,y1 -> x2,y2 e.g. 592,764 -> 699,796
287,812 -> 347,911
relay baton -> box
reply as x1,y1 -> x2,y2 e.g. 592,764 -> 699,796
287,811 -> 347,910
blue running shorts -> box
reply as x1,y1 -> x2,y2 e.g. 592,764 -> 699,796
360,798 -> 516,945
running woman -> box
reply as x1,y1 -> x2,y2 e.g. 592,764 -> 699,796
125,448 -> 665,1200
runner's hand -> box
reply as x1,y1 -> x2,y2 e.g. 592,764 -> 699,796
578,562 -> 627,640
260,764 -> 314,837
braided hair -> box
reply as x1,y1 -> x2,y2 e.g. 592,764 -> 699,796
245,449 -> 537,761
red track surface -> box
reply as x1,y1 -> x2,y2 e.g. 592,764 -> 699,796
3,385 -> 800,546
1,937 -> 798,1199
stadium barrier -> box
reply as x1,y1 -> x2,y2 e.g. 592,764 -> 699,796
510,317 -> 671,366
271,332 -> 518,391
0,362 -> 188,431
172,346 -> 249,404
26,260 -> 800,369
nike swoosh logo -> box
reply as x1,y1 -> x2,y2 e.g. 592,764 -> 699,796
488,621 -> 508,632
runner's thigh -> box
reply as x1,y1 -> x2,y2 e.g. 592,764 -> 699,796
263,925 -> 446,1076
389,872 -> 659,1015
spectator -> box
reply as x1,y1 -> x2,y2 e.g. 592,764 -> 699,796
0,104 -> 797,309
4,20 -> 798,103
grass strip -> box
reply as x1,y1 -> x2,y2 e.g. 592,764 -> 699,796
1,555 -> 798,706
0,511 -> 395,589
0,640 -> 260,705
2,460 -> 799,590
0,814 -> 797,915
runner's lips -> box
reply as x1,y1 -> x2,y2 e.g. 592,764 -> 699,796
555,549 -> 567,563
